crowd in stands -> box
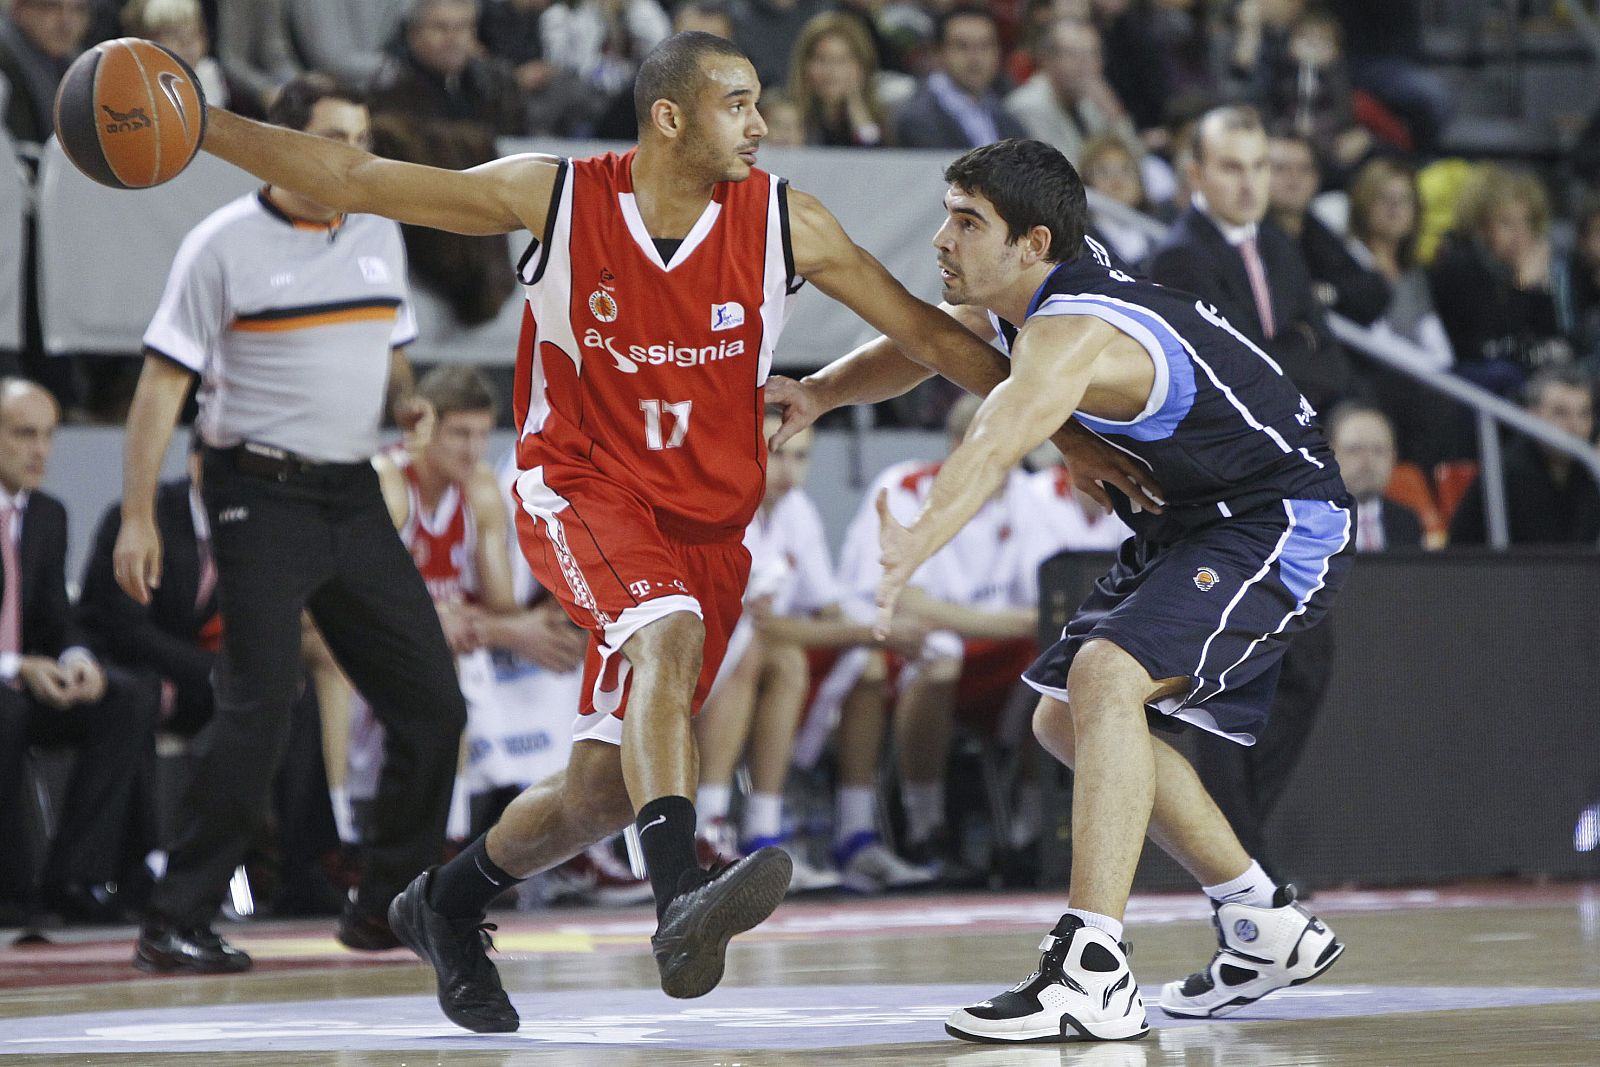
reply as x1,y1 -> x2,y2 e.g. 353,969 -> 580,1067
2,0 -> 1600,928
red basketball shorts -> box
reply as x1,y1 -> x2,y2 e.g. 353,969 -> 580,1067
511,462 -> 751,745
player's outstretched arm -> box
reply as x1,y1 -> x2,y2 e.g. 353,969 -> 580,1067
202,107 -> 555,236
115,354 -> 194,605
873,315 -> 1115,635
782,189 -> 1012,406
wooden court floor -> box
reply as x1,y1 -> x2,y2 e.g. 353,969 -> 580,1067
2,882 -> 1598,1065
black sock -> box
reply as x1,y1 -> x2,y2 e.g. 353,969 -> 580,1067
636,795 -> 702,919
426,834 -> 522,919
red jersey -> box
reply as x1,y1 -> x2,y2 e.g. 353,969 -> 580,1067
512,150 -> 800,543
390,445 -> 477,605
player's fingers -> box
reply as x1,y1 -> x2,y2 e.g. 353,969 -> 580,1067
874,487 -> 893,526
1078,477 -> 1114,515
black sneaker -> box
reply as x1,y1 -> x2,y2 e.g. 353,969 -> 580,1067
133,916 -> 252,974
387,869 -> 518,1033
651,847 -> 792,999
336,894 -> 401,951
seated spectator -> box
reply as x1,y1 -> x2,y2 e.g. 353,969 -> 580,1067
371,0 -> 526,136
1087,0 -> 1170,137
78,439 -> 219,738
1220,0 -> 1301,102
0,0 -> 91,153
281,0 -> 410,88
122,0 -> 263,119
541,0 -> 668,103
1003,17 -> 1137,168
541,0 -> 670,138
1428,166 -> 1573,399
1344,155 -> 1459,469
787,11 -> 890,147
477,0 -> 593,135
733,0 -> 829,90
1267,133 -> 1390,326
1261,7 -> 1372,178
694,413 -> 890,893
1345,156 -> 1453,371
1330,0 -> 1451,154
1326,402 -> 1426,551
1558,198 -> 1600,374
368,6 -> 522,326
0,379 -> 158,925
1150,105 -> 1352,413
828,396 -> 1040,889
894,6 -> 1026,150
1451,367 -> 1600,547
215,0 -> 299,115
1080,133 -> 1156,272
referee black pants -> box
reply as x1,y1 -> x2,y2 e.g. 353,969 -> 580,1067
151,450 -> 467,926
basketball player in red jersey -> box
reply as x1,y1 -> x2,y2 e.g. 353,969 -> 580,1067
125,32 -> 1155,1030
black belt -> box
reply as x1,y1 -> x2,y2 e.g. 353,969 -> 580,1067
211,442 -> 362,482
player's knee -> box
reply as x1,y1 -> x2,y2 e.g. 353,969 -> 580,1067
1032,698 -> 1076,766
859,648 -> 890,686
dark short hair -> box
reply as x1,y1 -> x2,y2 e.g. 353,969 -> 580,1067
633,31 -> 749,127
937,5 -> 1001,47
266,72 -> 365,132
417,365 -> 497,420
944,138 -> 1087,262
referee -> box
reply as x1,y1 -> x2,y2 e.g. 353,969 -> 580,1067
114,74 -> 467,974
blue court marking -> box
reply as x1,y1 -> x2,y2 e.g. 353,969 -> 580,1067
4,984 -> 1600,1052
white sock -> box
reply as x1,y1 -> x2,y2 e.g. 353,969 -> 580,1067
697,783 -> 732,828
744,791 -> 784,842
835,785 -> 879,843
1065,908 -> 1124,942
902,780 -> 945,843
1203,861 -> 1277,908
330,785 -> 356,844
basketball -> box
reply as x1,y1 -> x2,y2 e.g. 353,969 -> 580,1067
52,38 -> 207,190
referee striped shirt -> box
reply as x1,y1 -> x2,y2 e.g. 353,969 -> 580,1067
144,189 -> 418,463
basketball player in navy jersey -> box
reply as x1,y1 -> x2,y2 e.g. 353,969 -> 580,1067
770,138 -> 1353,1044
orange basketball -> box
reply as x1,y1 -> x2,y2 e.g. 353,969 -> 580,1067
53,38 -> 207,190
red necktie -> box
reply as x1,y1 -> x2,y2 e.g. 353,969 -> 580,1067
1239,236 -> 1277,339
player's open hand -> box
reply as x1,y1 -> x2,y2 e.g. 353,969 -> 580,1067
1051,424 -> 1165,515
765,375 -> 825,451
873,489 -> 920,641
113,515 -> 163,605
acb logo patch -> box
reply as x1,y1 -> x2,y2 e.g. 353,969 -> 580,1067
1193,567 -> 1220,592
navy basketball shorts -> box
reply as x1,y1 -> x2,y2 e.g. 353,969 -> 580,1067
1023,496 -> 1355,745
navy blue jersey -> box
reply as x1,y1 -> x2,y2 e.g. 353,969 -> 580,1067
993,238 -> 1345,538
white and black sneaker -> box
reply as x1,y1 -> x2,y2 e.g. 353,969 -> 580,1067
946,914 -> 1149,1044
1159,884 -> 1343,1018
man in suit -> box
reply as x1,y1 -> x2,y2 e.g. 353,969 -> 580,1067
0,0 -> 90,152
895,6 -> 1027,150
0,378 -> 158,924
1149,105 -> 1353,415
1328,402 -> 1425,551
78,440 -> 220,737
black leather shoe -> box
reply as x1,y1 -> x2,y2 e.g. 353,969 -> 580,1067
388,869 -> 518,1033
133,916 -> 252,974
337,895 -> 401,951
651,847 -> 792,999
43,882 -> 131,926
